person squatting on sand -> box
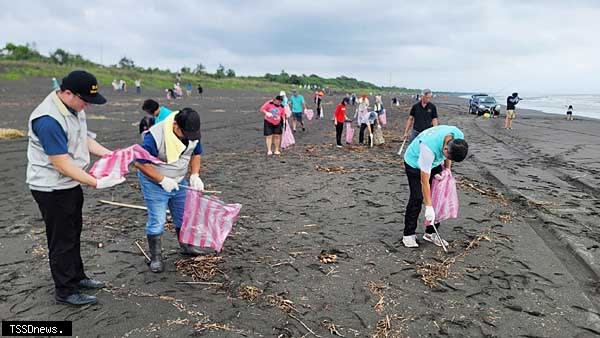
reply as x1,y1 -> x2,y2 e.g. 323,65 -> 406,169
402,125 -> 469,248
134,108 -> 206,273
566,104 -> 573,121
27,70 -> 126,306
504,92 -> 521,129
260,94 -> 286,155
290,89 -> 307,131
402,88 -> 439,145
334,97 -> 350,147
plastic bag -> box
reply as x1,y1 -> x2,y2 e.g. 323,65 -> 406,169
284,105 -> 292,118
281,122 -> 295,149
345,122 -> 354,144
378,110 -> 387,126
304,109 -> 314,120
373,126 -> 385,145
431,169 -> 459,222
179,190 -> 242,252
89,144 -> 161,179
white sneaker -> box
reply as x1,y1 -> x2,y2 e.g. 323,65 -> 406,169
423,233 -> 449,247
402,235 -> 419,248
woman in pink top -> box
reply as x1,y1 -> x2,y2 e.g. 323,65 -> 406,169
260,95 -> 285,155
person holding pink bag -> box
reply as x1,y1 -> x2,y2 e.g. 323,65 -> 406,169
334,97 -> 350,148
260,95 -> 285,155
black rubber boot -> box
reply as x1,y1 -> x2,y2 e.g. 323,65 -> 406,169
147,234 -> 164,273
175,228 -> 205,256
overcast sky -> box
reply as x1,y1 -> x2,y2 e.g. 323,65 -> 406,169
2,0 -> 599,94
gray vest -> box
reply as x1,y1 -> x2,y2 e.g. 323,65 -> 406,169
148,117 -> 198,178
26,91 -> 90,191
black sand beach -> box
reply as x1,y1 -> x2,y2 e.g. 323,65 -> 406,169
1,78 -> 599,337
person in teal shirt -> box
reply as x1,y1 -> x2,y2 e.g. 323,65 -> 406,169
402,125 -> 469,249
142,99 -> 172,123
289,90 -> 307,132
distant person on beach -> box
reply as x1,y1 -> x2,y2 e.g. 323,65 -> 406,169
566,105 -> 573,121
135,108 -> 205,273
504,92 -> 521,129
197,84 -> 203,97
356,95 -> 375,146
402,89 -> 439,144
351,93 -> 357,106
27,70 -> 124,305
112,79 -> 119,91
334,97 -> 350,148
51,77 -> 60,90
185,83 -> 193,96
402,125 -> 469,248
260,95 -> 285,155
290,90 -> 307,132
135,79 -> 142,94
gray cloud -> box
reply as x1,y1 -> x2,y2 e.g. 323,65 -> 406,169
1,0 -> 599,94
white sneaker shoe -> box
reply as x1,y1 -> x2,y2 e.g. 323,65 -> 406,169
402,235 -> 419,248
423,233 -> 449,247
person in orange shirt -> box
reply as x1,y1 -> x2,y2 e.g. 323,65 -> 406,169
334,98 -> 350,147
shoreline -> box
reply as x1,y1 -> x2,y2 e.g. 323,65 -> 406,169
452,94 -> 600,121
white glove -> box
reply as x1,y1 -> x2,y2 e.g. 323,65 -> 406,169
425,206 -> 435,224
189,173 -> 204,191
159,176 -> 179,192
95,174 -> 125,189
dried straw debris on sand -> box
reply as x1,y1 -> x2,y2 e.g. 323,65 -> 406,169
315,164 -> 347,174
0,128 -> 25,139
266,294 -> 300,314
417,230 -> 492,288
238,285 -> 263,302
175,255 -> 223,281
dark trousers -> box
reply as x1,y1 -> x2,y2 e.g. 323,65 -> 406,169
335,122 -> 344,146
404,163 -> 443,236
31,186 -> 87,297
359,123 -> 374,144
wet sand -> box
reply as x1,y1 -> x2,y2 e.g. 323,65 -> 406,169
0,78 -> 599,337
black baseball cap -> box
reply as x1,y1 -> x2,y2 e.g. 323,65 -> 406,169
174,108 -> 201,140
61,70 -> 107,104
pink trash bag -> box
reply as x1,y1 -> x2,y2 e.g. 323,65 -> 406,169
345,122 -> 354,144
378,110 -> 387,126
89,144 -> 161,178
431,169 -> 459,222
304,109 -> 314,120
281,122 -> 295,149
179,190 -> 242,252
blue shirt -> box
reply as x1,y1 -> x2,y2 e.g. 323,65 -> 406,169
404,125 -> 464,170
289,95 -> 305,113
137,132 -> 203,164
31,116 -> 68,155
155,106 -> 172,124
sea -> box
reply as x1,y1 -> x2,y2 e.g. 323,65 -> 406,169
459,94 -> 600,120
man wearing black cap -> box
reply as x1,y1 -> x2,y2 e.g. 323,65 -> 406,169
27,70 -> 125,306
134,107 -> 206,272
